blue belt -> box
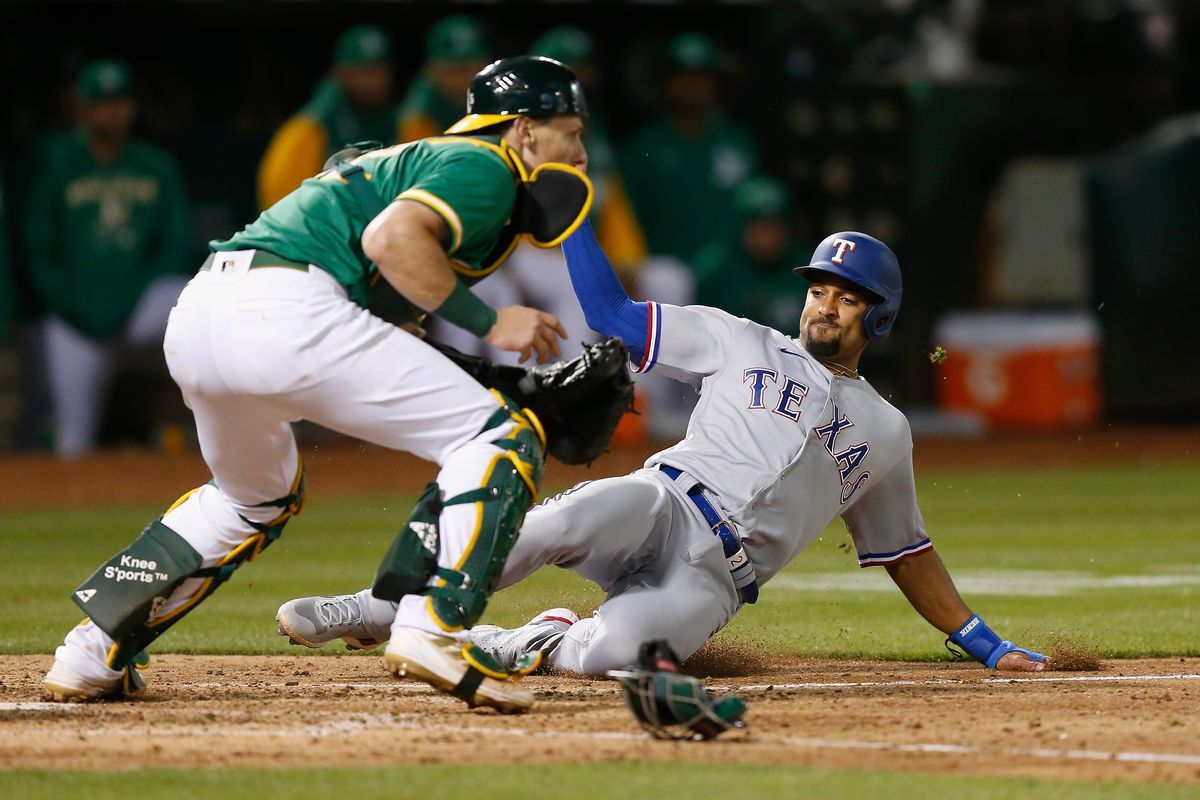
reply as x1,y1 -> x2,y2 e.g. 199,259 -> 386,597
660,464 -> 759,604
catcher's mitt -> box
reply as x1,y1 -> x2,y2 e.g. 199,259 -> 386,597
608,640 -> 748,741
433,338 -> 635,465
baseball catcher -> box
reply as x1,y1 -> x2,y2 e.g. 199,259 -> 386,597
43,55 -> 598,714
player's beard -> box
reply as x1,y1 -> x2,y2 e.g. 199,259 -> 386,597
803,325 -> 841,359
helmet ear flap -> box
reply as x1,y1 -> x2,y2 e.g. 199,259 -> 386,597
861,304 -> 898,342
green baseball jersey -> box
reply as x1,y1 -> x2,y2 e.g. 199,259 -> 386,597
23,132 -> 190,338
215,135 -> 520,309
620,115 -> 758,262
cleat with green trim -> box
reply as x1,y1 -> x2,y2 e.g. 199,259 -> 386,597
385,627 -> 535,713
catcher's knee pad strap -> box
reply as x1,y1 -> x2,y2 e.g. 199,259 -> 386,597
238,464 -> 307,548
482,389 -> 546,494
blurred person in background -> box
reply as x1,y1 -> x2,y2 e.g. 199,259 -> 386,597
396,15 -> 490,142
22,59 -> 190,458
530,25 -> 645,274
620,32 -> 758,268
619,33 -> 760,437
692,176 -> 813,331
257,26 -> 396,209
427,25 -> 647,365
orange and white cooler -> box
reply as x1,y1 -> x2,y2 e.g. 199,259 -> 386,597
932,311 -> 1101,430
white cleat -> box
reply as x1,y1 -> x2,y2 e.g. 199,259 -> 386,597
43,658 -> 143,702
385,628 -> 536,714
468,608 -> 579,670
276,595 -> 383,650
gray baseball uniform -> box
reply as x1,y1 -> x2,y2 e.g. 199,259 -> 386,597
496,302 -> 930,674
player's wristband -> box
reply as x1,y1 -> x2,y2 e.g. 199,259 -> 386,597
434,282 -> 498,338
946,613 -> 1048,668
947,614 -> 1005,666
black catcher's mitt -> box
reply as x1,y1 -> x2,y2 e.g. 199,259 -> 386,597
608,640 -> 748,741
432,337 -> 635,465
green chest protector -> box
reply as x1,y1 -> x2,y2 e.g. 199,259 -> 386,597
324,141 -> 593,325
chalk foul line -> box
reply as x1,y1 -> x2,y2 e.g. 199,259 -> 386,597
728,672 -> 1200,692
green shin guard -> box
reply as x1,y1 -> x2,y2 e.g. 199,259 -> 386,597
426,461 -> 533,630
372,481 -> 444,601
371,394 -> 546,630
71,474 -> 305,670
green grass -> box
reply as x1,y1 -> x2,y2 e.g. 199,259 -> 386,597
1,461 -> 1198,658
2,764 -> 1198,800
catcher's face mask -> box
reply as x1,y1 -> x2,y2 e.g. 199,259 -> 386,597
608,640 -> 748,741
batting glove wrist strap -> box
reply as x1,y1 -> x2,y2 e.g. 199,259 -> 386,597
947,614 -> 1005,665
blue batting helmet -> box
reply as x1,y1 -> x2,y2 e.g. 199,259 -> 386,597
794,231 -> 902,342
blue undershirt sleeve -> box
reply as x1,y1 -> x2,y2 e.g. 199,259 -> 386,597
561,219 -> 650,363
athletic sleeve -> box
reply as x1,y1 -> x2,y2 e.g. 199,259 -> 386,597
840,432 -> 932,568
394,147 -> 515,257
561,218 -> 650,361
562,220 -> 745,377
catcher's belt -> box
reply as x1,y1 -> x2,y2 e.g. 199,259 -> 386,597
200,250 -> 309,272
659,465 -> 759,604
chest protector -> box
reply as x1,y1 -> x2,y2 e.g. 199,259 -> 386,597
325,138 -> 592,325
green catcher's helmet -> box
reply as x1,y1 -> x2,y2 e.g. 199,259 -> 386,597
446,55 -> 587,134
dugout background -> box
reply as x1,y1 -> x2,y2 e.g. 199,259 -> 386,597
2,0 -> 1200,438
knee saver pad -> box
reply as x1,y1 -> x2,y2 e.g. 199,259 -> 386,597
71,471 -> 306,670
72,519 -> 203,647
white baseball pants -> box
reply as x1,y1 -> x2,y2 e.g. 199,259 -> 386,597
56,253 -> 521,681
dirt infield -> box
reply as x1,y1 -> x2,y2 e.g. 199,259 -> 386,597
4,429 -> 1198,783
2,424 -> 1200,510
1,652 -> 1197,783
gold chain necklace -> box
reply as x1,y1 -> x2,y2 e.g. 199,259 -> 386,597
820,359 -> 859,379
